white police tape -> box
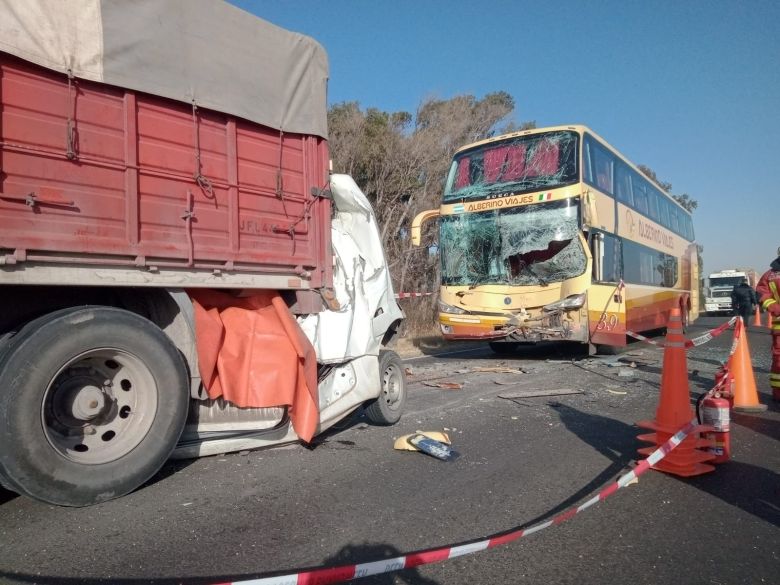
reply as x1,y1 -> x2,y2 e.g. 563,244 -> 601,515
207,418 -> 700,585
627,316 -> 737,349
395,292 -> 435,299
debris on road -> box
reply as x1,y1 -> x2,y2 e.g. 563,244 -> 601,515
498,388 -> 582,399
472,366 -> 526,374
407,433 -> 458,461
423,381 -> 463,390
394,431 -> 451,451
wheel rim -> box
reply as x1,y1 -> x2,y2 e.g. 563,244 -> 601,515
380,361 -> 403,412
41,348 -> 158,465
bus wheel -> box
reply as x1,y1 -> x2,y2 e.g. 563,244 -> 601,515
489,341 -> 521,355
365,350 -> 406,425
0,306 -> 189,506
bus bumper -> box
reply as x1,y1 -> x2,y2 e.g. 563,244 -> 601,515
438,310 -> 588,343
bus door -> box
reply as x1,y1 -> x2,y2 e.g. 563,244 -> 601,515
588,232 -> 626,346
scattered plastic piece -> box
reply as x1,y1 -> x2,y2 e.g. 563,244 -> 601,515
606,389 -> 627,395
393,431 -> 451,451
617,368 -> 635,378
407,434 -> 458,461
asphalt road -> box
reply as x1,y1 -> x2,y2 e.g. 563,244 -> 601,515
0,316 -> 778,585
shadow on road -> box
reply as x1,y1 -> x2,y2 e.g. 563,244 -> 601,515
0,487 -> 17,505
0,543 -> 442,585
552,403 -> 780,529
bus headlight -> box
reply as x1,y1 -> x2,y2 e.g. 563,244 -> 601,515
543,293 -> 586,312
438,300 -> 468,314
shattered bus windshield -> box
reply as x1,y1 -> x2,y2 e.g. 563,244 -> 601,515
443,131 -> 579,203
440,200 -> 586,287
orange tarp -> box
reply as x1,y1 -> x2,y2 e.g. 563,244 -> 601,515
188,290 -> 319,442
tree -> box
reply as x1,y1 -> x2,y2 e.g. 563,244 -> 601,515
327,93 -> 530,332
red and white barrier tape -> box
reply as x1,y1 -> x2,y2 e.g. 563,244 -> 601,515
627,316 -> 737,349
395,292 -> 435,299
208,420 -> 699,585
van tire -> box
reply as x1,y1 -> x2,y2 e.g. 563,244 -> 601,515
364,351 -> 406,425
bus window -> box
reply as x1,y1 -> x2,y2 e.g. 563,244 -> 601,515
592,145 -> 614,194
502,144 -> 527,181
686,216 -> 695,240
623,239 -> 678,287
584,139 -> 594,184
527,140 -> 560,177
454,157 -> 470,189
591,231 -> 621,283
647,187 -> 660,222
484,146 -> 508,183
669,206 -> 680,235
615,162 -> 633,206
659,196 -> 671,229
660,253 -> 679,287
632,174 -> 649,215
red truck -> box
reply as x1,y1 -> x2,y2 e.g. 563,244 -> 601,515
0,0 -> 405,506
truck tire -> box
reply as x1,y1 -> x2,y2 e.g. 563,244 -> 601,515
364,350 -> 406,425
0,306 -> 189,506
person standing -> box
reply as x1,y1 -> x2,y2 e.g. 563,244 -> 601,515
731,278 -> 758,327
756,248 -> 780,402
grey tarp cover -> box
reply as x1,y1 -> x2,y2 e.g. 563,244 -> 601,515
0,0 -> 329,138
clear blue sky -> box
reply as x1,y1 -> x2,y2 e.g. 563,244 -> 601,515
231,0 -> 779,278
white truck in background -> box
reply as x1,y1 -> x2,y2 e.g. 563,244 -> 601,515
704,268 -> 757,315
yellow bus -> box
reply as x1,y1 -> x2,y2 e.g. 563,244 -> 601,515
411,125 -> 699,353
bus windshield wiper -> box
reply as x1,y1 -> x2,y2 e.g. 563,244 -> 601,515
468,274 -> 508,289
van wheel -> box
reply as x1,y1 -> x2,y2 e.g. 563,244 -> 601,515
0,306 -> 189,506
364,351 -> 406,425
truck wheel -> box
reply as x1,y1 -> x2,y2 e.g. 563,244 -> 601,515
364,350 -> 406,425
0,306 -> 189,506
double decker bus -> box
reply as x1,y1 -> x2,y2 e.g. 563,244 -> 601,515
411,125 -> 698,353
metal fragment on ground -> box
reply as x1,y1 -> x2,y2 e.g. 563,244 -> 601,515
472,366 -> 526,374
422,381 -> 464,390
498,388 -> 582,399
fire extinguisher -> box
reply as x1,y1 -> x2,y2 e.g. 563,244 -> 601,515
713,365 -> 735,406
698,392 -> 731,464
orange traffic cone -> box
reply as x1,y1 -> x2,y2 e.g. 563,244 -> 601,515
753,305 -> 762,327
637,308 -> 715,477
730,317 -> 767,413
765,310 -> 772,328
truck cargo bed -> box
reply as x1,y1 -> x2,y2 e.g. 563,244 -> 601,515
0,55 -> 332,289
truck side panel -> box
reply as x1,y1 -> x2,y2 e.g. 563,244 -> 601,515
0,55 -> 331,288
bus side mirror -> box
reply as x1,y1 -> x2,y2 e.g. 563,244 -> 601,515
410,209 -> 441,246
582,189 -> 599,229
